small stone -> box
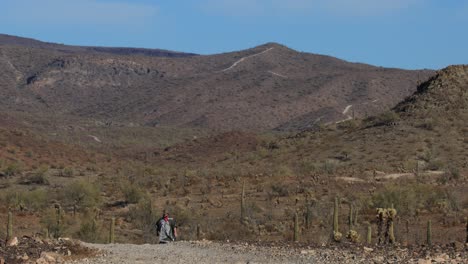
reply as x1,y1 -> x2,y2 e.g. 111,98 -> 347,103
372,256 -> 384,263
300,249 -> 315,255
6,237 -> 18,247
364,247 -> 374,253
36,257 -> 48,264
417,259 -> 431,264
40,252 -> 57,263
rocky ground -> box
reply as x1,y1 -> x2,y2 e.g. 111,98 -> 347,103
65,241 -> 468,264
0,236 -> 96,264
1,237 -> 467,263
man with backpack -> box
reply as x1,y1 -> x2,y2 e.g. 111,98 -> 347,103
156,212 -> 177,243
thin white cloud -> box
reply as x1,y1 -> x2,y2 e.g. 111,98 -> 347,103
201,0 -> 421,17
1,0 -> 158,26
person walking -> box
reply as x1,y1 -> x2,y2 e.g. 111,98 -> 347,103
157,212 -> 177,243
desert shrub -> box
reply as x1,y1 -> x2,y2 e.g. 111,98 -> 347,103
76,218 -> 100,242
0,189 -> 49,211
446,165 -> 460,180
427,159 -> 444,170
120,179 -> 147,204
62,180 -> 101,210
22,189 -> 50,211
75,210 -> 105,243
416,118 -> 435,130
270,183 -> 290,197
40,207 -> 67,238
368,111 -> 400,126
322,159 -> 340,174
274,164 -> 294,177
128,198 -> 158,243
24,169 -> 49,185
337,119 -> 360,130
61,167 -> 74,177
371,184 -> 449,216
4,163 -> 21,176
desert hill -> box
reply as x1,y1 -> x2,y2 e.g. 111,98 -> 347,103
156,65 -> 468,176
0,32 -> 466,250
0,34 -> 434,131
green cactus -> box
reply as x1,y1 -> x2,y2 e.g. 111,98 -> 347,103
6,211 -> 13,241
367,225 -> 372,244
305,203 -> 312,230
427,220 -> 432,246
376,208 -> 386,244
333,196 -> 342,242
240,181 -> 246,221
389,221 -> 395,244
294,211 -> 299,242
44,228 -> 49,240
348,203 -> 354,231
109,217 -> 115,244
465,218 -> 468,243
197,224 -> 201,240
54,204 -> 62,239
353,206 -> 359,226
387,208 -> 396,244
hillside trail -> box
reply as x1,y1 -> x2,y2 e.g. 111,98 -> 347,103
219,47 -> 274,72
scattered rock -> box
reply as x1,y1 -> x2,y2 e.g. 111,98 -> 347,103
417,259 -> 431,264
6,236 -> 18,247
363,247 -> 374,253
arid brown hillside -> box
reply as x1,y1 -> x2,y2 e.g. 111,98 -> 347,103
156,65 -> 468,175
0,34 -> 434,131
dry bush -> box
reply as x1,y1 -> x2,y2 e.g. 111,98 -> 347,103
61,180 -> 101,211
371,184 -> 457,216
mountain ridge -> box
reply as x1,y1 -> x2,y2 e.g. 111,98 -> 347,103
0,33 -> 435,131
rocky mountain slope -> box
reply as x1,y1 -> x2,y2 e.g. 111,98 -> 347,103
0,34 -> 434,131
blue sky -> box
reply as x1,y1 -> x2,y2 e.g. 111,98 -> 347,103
0,0 -> 467,69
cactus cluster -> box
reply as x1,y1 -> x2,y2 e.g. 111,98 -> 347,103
376,207 -> 397,244
332,197 -> 342,242
346,202 -> 360,242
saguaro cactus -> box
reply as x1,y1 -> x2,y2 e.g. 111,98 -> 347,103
6,211 -> 13,241
367,225 -> 372,244
109,217 -> 115,244
427,220 -> 432,246
387,208 -> 396,244
240,181 -> 246,221
294,211 -> 299,242
465,217 -> 468,243
54,204 -> 62,239
305,203 -> 312,230
348,203 -> 354,231
197,224 -> 201,240
465,218 -> 468,243
332,196 -> 342,242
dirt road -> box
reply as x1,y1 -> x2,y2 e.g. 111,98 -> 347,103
64,240 -> 466,264
65,241 -> 350,264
